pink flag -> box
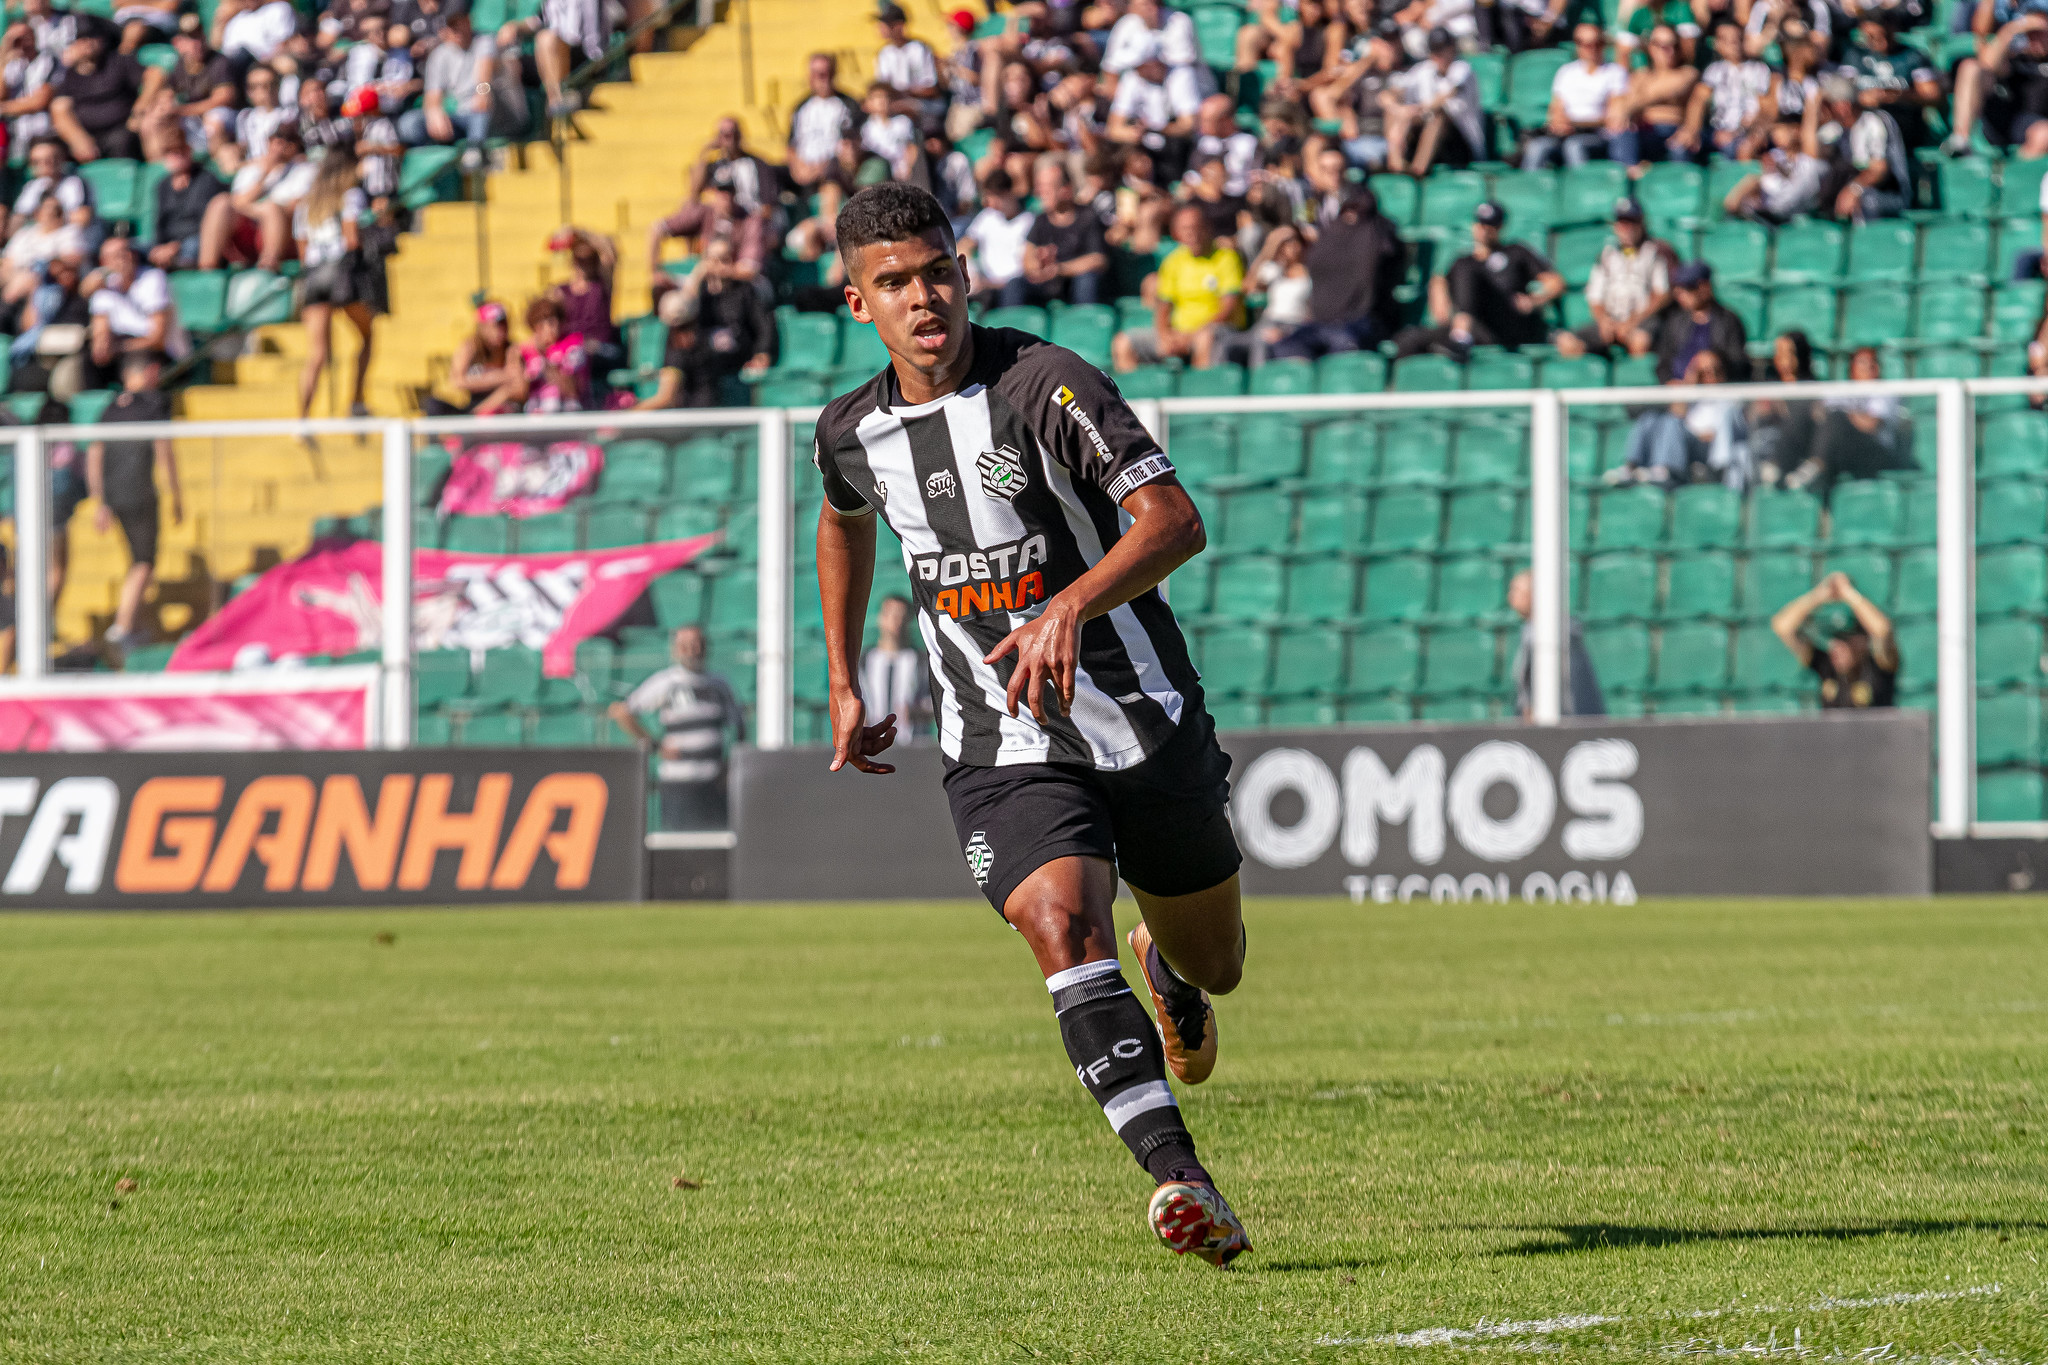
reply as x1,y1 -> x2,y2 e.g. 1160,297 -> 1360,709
436,440 -> 605,518
0,686 -> 367,751
170,534 -> 722,678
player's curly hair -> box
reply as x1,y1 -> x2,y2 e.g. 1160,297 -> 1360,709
836,183 -> 955,277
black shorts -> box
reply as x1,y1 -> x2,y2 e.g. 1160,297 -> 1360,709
941,703 -> 1243,915
111,501 -> 158,568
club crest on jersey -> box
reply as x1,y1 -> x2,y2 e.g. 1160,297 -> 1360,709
964,831 -> 994,885
1052,384 -> 1112,459
977,444 -> 1028,500
925,468 -> 957,499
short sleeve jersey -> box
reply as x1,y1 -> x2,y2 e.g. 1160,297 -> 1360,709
812,326 -> 1199,771
1156,243 -> 1245,333
1809,646 -> 1897,709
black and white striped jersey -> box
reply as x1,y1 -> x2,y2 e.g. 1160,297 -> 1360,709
813,325 -> 1202,771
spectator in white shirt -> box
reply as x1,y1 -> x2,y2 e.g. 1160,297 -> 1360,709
1675,17 -> 1771,158
872,2 -> 941,116
1188,92 -> 1260,194
7,136 -> 95,241
961,168 -> 1035,295
1101,0 -> 1200,78
198,124 -> 312,270
1382,28 -> 1483,174
859,595 -> 931,744
0,22 -> 59,145
860,81 -> 921,179
786,51 -> 861,187
0,193 -> 84,307
1554,198 -> 1669,359
1521,24 -> 1628,169
213,0 -> 298,65
84,235 -> 187,388
1391,0 -> 1478,56
1106,56 -> 1202,180
221,61 -> 289,173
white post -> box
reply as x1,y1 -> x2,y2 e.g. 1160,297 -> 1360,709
1935,380 -> 1974,836
755,408 -> 791,750
1528,389 -> 1566,724
380,420 -> 414,749
14,428 -> 46,679
1132,398 -> 1166,449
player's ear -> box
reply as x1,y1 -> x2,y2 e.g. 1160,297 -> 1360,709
844,280 -> 871,323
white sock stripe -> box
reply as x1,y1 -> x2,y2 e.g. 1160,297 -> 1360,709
1102,1079 -> 1178,1132
1044,959 -> 1123,994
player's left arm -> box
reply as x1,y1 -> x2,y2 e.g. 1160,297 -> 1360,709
984,361 -> 1205,721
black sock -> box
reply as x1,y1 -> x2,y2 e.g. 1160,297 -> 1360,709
1047,959 -> 1210,1186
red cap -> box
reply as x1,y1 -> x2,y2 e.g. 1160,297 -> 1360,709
341,86 -> 379,118
948,8 -> 974,33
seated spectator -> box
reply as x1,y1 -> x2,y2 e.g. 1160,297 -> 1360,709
786,52 -> 860,187
1643,260 -> 1749,382
8,137 -> 96,243
50,28 -> 153,163
219,61 -> 290,174
1390,0 -> 1480,56
914,120 -> 979,225
1608,23 -> 1698,168
1102,0 -> 1201,81
1521,24 -> 1628,171
1309,29 -> 1400,168
1620,0 -> 1701,64
1817,74 -> 1909,222
518,294 -> 588,412
1554,199 -> 1667,360
350,88 -> 405,203
1950,12 -> 2048,157
88,349 -> 180,652
873,2 -> 942,118
212,0 -> 299,68
1610,349 -> 1751,487
859,80 -> 922,181
1842,13 -> 1939,149
137,18 -> 235,162
1749,328 -> 1819,480
785,131 -> 889,267
1181,153 -> 1250,246
1104,144 -> 1174,253
686,116 -> 776,215
1009,159 -> 1108,307
338,13 -> 416,115
1106,54 -> 1201,182
1242,224 -> 1312,363
1745,0 -> 1830,60
1760,18 -> 1823,125
1234,0 -> 1346,102
647,164 -> 768,286
1676,17 -> 1771,159
10,253 -> 91,394
1507,569 -> 1607,719
83,234 -> 188,389
960,168 -> 1034,298
1490,0 -> 1571,53
1394,200 -> 1563,357
295,79 -> 357,157
425,300 -> 521,416
549,226 -> 620,394
497,0 -> 608,119
1723,113 -> 1827,222
1771,572 -> 1898,710
199,124 -> 314,270
0,23 -> 60,147
1190,93 -> 1260,194
1381,28 -> 1484,176
146,140 -> 224,271
1111,200 -> 1244,370
1270,187 -> 1405,359
634,239 -> 774,410
0,193 -> 86,308
1781,345 -> 1915,490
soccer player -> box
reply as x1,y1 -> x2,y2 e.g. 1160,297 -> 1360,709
812,183 -> 1252,1266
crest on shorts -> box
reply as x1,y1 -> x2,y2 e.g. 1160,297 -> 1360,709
964,830 -> 994,886
977,445 -> 1027,501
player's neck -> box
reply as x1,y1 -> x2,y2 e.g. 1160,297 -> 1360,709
893,327 -> 976,406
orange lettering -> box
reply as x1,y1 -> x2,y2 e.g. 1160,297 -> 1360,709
990,580 -> 1015,611
398,773 -> 511,890
302,775 -> 416,892
1020,572 -> 1044,606
961,582 -> 991,615
116,777 -> 224,893
202,776 -> 316,891
490,774 -> 610,890
936,588 -> 958,618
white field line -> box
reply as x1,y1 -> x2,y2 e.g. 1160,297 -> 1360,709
1317,1284 -> 2005,1349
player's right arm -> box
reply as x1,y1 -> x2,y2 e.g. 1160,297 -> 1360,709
815,437 -> 899,774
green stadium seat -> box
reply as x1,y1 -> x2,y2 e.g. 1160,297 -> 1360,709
584,502 -> 649,548
1750,488 -> 1822,547
1979,545 -> 2048,614
1219,488 -> 1292,549
1980,411 -> 2048,479
514,511 -> 577,553
1893,549 -> 1937,617
1191,3 -> 1243,66
1272,627 -> 1345,694
1348,624 -> 1422,694
1980,480 -> 2048,544
1743,550 -> 1814,615
1467,48 -> 1507,107
1418,696 -> 1492,722
1670,484 -> 1741,548
1585,623 -> 1650,693
1297,488 -> 1370,550
650,572 -> 705,627
1977,690 -> 2041,767
1770,283 -> 1839,340
1914,345 -> 1984,382
1977,616 -> 2044,686
1841,285 -> 1912,347
778,311 -> 840,372
1662,551 -> 1737,620
1824,548 -> 1894,607
1368,173 -> 1419,227
470,646 -> 543,709
1844,219 -> 1918,282
444,516 -> 511,554
1898,478 -> 1936,544
1248,356 -> 1316,396
1915,282 -> 1989,341
1306,419 -> 1375,484
574,637 -> 617,695
1209,697 -> 1264,730
1316,349 -> 1387,393
1581,551 -> 1657,621
1550,225 -> 1611,288
1938,155 -> 1996,216
840,318 -> 890,370
602,438 -> 669,500
1733,623 -> 1808,693
1392,354 -> 1464,392
415,650 -> 470,707
1236,414 -> 1307,481
1558,163 -> 1626,223
1717,282 -> 1768,339
1991,281 -> 2047,341
1491,170 -> 1558,242
672,436 -> 739,500
754,377 -> 826,405
1443,488 -> 1522,550
1465,350 -> 1536,391
1612,354 -> 1660,387
1418,169 -> 1489,231
1705,157 -> 1753,217
1995,215 -> 2041,281
1999,157 -> 2048,218
1196,624 -> 1271,694
1434,555 -> 1506,622
414,712 -> 453,746
1828,479 -> 1903,546
1697,219 -> 1768,283
225,269 -> 294,326
1773,219 -> 1846,282
1116,365 -> 1178,399
1169,422 -> 1234,485
1541,353 -> 1609,389
1419,626 -> 1498,696
1050,304 -> 1116,367
457,711 -> 525,747
1506,46 -> 1571,122
1168,562 -> 1212,615
1267,698 -> 1340,727
981,305 -> 1050,337
1210,554 -> 1285,617
1380,423 -> 1452,485
1178,365 -> 1247,398
1652,692 -> 1726,716
1894,615 -> 1937,691
1978,769 -> 2046,821
533,710 -> 600,746
78,158 -> 141,224
1451,434 -> 1525,486
1360,554 -> 1435,621
1284,555 -> 1356,618
1636,162 -> 1704,223
1591,485 -> 1666,550
1918,220 -> 1994,283
1731,691 -> 1805,715
1368,490 -> 1443,552
1654,621 -> 1730,693
654,503 -> 722,542
1341,695 -> 1409,725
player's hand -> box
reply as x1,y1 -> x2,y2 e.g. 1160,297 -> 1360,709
829,691 -> 898,774
985,600 -> 1082,722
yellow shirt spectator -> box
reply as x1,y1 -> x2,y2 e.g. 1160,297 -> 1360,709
1157,242 -> 1245,333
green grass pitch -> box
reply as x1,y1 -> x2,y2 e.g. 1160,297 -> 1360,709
3,896 -> 2045,1362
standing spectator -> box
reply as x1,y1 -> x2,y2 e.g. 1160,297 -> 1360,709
9,138 -> 96,242
1105,54 -> 1202,181
786,52 -> 861,187
517,294 -> 588,413
1841,13 -> 1940,149
87,350 -> 180,650
399,9 -> 501,144
199,125 -> 313,270
1554,199 -> 1668,360
960,169 -> 1035,298
1608,24 -> 1698,169
873,2 -> 941,117
1521,24 -> 1628,170
83,235 -> 187,389
609,624 -> 747,831
1609,349 -> 1751,486
147,140 -> 226,270
1818,74 -> 1909,223
1508,568 -> 1606,719
294,154 -> 374,421
498,0 -> 609,119
1676,18 -> 1771,158
50,29 -> 153,162
1772,572 -> 1898,709
1011,159 -> 1108,306
860,594 -> 930,743
1111,200 -> 1244,370
1270,187 -> 1405,358
137,17 -> 236,162
549,226 -> 619,393
1381,29 -> 1485,176
1394,201 -> 1564,356
1641,260 -> 1749,381
1781,345 -> 1914,491
633,238 -> 773,410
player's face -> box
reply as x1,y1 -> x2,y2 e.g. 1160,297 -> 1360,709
844,229 -> 971,379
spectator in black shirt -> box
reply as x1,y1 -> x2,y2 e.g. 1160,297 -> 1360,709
147,141 -> 225,270
1642,260 -> 1750,381
50,29 -> 153,162
1180,153 -> 1249,245
1270,186 -> 1405,358
1772,571 -> 1898,710
1394,201 -> 1564,357
138,18 -> 235,161
88,349 -> 181,650
634,237 -> 774,409
1005,159 -> 1109,307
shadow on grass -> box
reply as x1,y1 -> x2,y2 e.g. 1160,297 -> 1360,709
1254,1256 -> 1392,1273
1483,1221 -> 2048,1256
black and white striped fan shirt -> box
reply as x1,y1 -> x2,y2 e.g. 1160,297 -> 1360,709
814,325 -> 1201,771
